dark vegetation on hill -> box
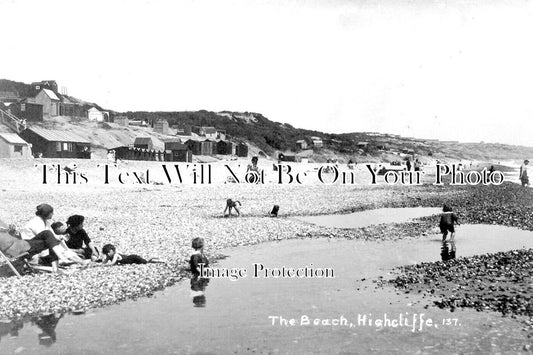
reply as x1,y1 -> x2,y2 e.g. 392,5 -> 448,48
0,79 -> 33,98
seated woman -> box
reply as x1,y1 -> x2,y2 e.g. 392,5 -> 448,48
20,204 -> 54,240
0,227 -> 87,273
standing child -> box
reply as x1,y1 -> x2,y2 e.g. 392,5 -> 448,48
189,237 -> 209,276
101,244 -> 162,265
520,160 -> 529,187
440,204 -> 459,241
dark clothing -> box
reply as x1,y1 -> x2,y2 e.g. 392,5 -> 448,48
65,228 -> 91,250
117,254 -> 147,265
440,212 -> 458,238
27,230 -> 59,259
440,224 -> 455,234
189,253 -> 209,276
440,212 -> 458,228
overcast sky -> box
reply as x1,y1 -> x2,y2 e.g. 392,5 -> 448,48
1,0 -> 533,146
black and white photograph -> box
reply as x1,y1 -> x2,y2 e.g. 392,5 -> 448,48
1,0 -> 533,354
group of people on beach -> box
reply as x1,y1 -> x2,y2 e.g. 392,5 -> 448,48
0,204 -> 161,274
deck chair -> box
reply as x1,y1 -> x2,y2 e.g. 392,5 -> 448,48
0,227 -> 35,277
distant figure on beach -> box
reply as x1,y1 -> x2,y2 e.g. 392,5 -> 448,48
440,204 -> 459,242
519,160 -> 529,187
406,159 -> 411,171
489,165 -> 495,174
224,199 -> 241,217
270,205 -> 279,217
247,156 -> 259,173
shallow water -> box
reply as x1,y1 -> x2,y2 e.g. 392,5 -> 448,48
295,207 -> 442,228
1,223 -> 532,354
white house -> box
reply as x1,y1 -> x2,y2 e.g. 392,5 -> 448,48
88,107 -> 108,122
310,136 -> 323,148
0,133 -> 32,159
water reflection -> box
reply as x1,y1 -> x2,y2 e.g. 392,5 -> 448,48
0,319 -> 23,343
0,313 -> 63,347
441,241 -> 456,261
190,276 -> 209,307
34,313 -> 63,346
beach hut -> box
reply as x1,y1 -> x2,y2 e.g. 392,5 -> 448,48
164,141 -> 192,162
236,142 -> 248,157
296,139 -> 308,150
184,139 -> 202,155
134,137 -> 153,150
0,133 -> 32,159
88,107 -> 108,122
28,89 -> 60,118
216,140 -> 234,155
9,101 -> 43,122
19,127 -> 90,159
201,140 -> 215,155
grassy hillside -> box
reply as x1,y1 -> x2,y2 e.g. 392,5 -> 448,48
123,110 -> 533,162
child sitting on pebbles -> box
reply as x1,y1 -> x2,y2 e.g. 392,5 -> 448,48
440,204 -> 460,242
101,244 -> 163,265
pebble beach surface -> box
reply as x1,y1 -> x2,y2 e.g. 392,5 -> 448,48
0,159 -> 532,322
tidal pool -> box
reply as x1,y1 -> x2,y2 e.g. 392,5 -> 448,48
295,207 -> 442,229
1,224 -> 532,354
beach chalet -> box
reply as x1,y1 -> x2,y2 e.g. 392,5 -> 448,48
216,140 -> 234,155
278,153 -> 297,162
357,142 -> 369,149
134,137 -> 153,150
19,127 -> 91,158
173,125 -> 192,136
236,142 -> 248,157
216,129 -> 226,141
199,127 -> 217,139
296,139 -> 308,150
59,95 -> 85,117
184,139 -> 201,155
201,139 -> 215,155
9,100 -> 43,121
0,133 -> 32,159
154,120 -> 169,134
114,116 -> 129,126
164,140 -> 192,162
29,89 -> 60,118
112,146 -> 165,161
88,107 -> 109,122
310,136 -> 323,148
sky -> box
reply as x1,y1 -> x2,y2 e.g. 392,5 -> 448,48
1,0 -> 533,146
